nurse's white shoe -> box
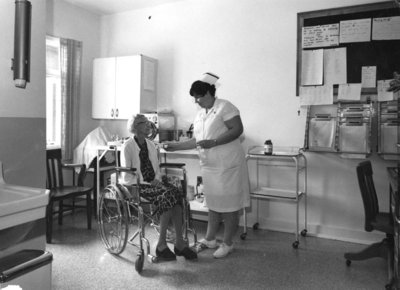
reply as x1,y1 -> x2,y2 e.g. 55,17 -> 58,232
213,243 -> 234,259
195,238 -> 217,253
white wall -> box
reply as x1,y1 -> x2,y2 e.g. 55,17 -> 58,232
93,0 -> 398,243
0,0 -> 46,188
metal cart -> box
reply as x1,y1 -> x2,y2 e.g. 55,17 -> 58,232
245,146 -> 307,248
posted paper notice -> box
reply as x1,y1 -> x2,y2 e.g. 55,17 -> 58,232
361,66 -> 376,88
340,18 -> 371,43
378,80 -> 398,101
323,47 -> 347,85
299,85 -> 333,106
301,49 -> 323,86
338,83 -> 361,101
372,16 -> 400,40
302,24 -> 339,48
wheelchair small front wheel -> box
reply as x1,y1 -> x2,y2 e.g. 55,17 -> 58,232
98,184 -> 129,255
135,252 -> 145,273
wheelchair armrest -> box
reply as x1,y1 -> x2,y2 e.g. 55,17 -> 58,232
115,166 -> 137,173
62,162 -> 85,169
159,163 -> 186,168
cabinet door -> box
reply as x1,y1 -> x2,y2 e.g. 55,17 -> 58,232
140,56 -> 157,113
115,55 -> 141,119
92,57 -> 116,119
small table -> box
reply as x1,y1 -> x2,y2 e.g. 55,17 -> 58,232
245,146 -> 308,248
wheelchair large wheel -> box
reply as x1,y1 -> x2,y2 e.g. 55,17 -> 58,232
98,184 -> 129,255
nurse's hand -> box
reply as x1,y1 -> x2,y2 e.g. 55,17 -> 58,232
196,139 -> 217,149
163,138 -> 197,151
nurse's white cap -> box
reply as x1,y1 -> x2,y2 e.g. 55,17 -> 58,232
201,72 -> 219,85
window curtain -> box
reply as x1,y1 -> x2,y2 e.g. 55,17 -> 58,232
60,38 -> 82,160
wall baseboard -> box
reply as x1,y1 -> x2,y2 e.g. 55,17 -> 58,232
239,215 -> 384,245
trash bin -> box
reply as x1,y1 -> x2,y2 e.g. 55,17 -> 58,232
0,249 -> 52,290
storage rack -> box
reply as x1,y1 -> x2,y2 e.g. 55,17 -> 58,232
304,104 -> 338,152
337,102 -> 372,155
245,146 -> 307,249
378,100 -> 399,160
304,102 -> 373,157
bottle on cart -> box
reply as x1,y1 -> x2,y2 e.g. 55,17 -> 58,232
264,139 -> 273,155
196,176 -> 203,197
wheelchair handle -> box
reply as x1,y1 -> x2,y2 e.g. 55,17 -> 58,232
115,167 -> 137,173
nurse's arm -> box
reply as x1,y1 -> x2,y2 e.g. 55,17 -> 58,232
217,115 -> 243,145
163,138 -> 197,151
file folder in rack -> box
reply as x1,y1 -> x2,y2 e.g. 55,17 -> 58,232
245,146 -> 307,249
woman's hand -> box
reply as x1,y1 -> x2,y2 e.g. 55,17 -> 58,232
162,141 -> 180,151
151,179 -> 163,187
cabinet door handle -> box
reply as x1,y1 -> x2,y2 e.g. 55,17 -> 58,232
111,109 -> 114,117
116,109 -> 119,118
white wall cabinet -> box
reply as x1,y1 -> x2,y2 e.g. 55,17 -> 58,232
92,55 -> 157,119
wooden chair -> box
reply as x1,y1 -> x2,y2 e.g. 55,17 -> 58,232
46,148 -> 92,243
344,161 -> 393,284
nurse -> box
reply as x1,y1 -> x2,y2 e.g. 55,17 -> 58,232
165,72 -> 250,258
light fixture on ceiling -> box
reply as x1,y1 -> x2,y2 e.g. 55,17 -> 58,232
11,0 -> 31,89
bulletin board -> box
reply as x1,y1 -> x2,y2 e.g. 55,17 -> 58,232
296,1 -> 400,96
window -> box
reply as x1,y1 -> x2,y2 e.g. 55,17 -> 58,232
46,35 -> 82,160
46,36 -> 61,147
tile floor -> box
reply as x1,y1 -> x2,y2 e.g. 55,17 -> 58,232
46,211 -> 389,290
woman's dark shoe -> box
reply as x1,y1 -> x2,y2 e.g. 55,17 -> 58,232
156,247 -> 176,261
174,246 -> 198,260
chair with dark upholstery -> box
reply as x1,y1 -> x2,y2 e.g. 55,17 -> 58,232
46,148 -> 92,243
344,161 -> 393,280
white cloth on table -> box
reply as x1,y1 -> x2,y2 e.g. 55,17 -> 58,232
73,126 -> 112,170
193,98 -> 250,213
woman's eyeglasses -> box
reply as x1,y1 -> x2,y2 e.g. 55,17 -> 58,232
136,120 -> 149,126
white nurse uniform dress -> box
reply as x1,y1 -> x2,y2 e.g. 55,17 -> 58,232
193,98 -> 250,213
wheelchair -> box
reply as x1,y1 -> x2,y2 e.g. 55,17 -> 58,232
97,146 -> 197,273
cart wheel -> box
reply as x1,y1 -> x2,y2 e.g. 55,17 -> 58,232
240,232 -> 247,240
135,252 -> 144,273
253,223 -> 259,230
301,229 -> 307,237
98,185 -> 129,255
151,256 -> 159,263
292,241 -> 299,249
346,259 -> 351,266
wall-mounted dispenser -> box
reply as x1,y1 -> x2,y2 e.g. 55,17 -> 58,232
12,0 -> 31,89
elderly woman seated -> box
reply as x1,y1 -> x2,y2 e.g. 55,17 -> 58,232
119,114 -> 197,261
